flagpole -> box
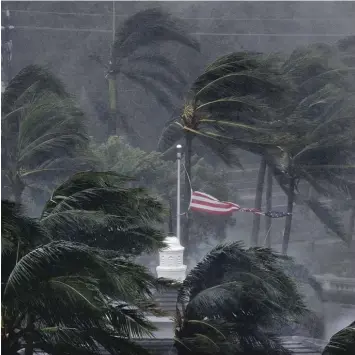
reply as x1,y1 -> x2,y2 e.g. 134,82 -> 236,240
176,144 -> 182,242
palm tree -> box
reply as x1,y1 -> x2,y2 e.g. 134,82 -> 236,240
158,51 -> 287,252
39,171 -> 167,256
322,321 -> 355,355
174,242 -> 309,355
92,8 -> 200,136
336,36 -> 355,245
270,40 -> 355,253
1,206 -> 163,355
250,157 -> 267,246
263,86 -> 355,254
1,65 -> 93,206
264,166 -> 273,247
1,168 -> 171,355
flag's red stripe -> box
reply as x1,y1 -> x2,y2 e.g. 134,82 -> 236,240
192,191 -> 218,201
190,207 -> 235,215
191,199 -> 239,209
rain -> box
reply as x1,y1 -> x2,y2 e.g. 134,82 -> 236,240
1,2 -> 355,355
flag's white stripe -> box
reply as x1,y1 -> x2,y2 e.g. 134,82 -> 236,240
193,193 -> 240,207
193,191 -> 219,201
190,203 -> 239,212
192,196 -> 240,208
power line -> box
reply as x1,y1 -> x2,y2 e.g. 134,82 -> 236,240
10,25 -> 351,37
3,9 -> 355,22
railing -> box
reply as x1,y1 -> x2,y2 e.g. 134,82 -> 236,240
314,274 -> 355,304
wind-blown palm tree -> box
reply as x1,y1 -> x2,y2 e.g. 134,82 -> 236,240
1,169 -> 170,355
39,171 -> 167,256
174,242 -> 309,355
322,321 -> 355,355
158,51 -> 288,251
266,41 -> 355,253
336,36 -> 355,244
1,205 -> 163,355
1,65 -> 93,206
92,8 -> 200,136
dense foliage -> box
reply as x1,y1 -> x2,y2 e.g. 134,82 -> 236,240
322,322 -> 355,355
174,242 -> 311,355
102,8 -> 200,136
1,172 -> 170,355
1,65 -> 94,205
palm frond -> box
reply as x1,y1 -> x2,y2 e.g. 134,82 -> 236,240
37,327 -> 153,355
2,64 -> 69,114
175,243 -> 304,355
305,198 -> 348,243
42,171 -> 131,214
1,200 -> 49,255
195,134 -> 243,168
264,152 -> 351,244
157,120 -> 184,153
130,53 -> 188,85
40,171 -> 166,254
322,322 -> 355,355
4,241 -> 160,311
194,71 -> 284,101
122,72 -> 177,112
16,93 -> 88,167
196,95 -> 272,115
121,68 -> 186,98
112,8 -> 200,65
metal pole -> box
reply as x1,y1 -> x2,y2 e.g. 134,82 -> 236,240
176,144 -> 182,242
112,1 -> 115,41
1,8 -> 14,83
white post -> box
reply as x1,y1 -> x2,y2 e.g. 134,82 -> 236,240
156,144 -> 186,282
176,144 -> 182,242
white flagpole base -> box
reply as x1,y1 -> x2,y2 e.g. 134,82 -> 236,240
156,235 -> 187,282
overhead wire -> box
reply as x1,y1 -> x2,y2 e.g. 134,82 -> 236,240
6,25 -> 350,37
2,9 -> 353,21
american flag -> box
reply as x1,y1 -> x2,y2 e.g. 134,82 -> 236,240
190,191 -> 241,215
190,191 -> 262,216
189,191 -> 290,218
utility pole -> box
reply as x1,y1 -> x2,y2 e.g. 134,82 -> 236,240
1,8 -> 14,85
107,1 -> 117,136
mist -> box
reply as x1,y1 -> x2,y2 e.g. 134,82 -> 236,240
2,1 -> 355,353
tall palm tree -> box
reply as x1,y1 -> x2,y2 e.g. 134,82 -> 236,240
264,166 -> 273,247
250,157 -> 267,246
1,65 -> 93,206
336,36 -> 355,246
271,40 -> 355,253
158,51 -> 287,252
174,242 -> 309,355
263,86 -> 355,254
96,8 -> 200,136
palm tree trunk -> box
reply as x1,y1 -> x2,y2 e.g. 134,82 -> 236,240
108,76 -> 117,136
282,177 -> 296,254
348,207 -> 355,247
13,178 -> 24,263
182,134 -> 192,261
250,157 -> 266,246
265,166 -> 273,248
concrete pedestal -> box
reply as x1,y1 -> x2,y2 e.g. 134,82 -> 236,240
156,235 -> 187,282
